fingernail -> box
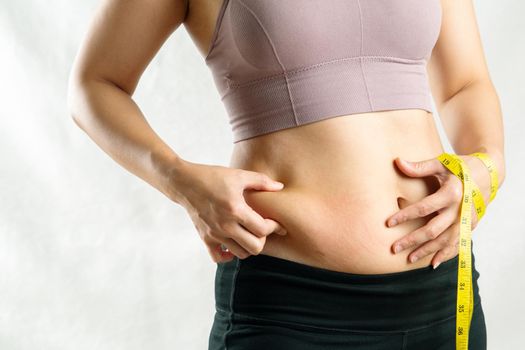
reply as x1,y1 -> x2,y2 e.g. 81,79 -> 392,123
393,244 -> 401,254
279,229 -> 288,236
275,182 -> 284,188
410,255 -> 418,263
389,219 -> 398,227
433,262 -> 441,269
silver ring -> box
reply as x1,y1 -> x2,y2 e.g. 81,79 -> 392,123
220,244 -> 229,252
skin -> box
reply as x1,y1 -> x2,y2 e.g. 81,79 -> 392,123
68,0 -> 506,274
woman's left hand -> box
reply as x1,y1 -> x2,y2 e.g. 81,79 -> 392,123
387,154 -> 492,269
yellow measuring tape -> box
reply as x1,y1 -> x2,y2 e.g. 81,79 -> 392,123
436,152 -> 498,350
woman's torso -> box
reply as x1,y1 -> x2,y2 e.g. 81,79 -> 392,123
185,0 -> 445,274
230,109 -> 445,274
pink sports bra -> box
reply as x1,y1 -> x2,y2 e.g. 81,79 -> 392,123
204,0 -> 442,143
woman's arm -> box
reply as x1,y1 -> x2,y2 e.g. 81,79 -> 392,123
388,0 -> 507,266
67,0 -> 288,262
67,0 -> 191,205
427,0 -> 506,187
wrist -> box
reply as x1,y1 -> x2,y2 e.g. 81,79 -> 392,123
150,147 -> 194,206
165,158 -> 196,207
485,149 -> 505,187
456,154 -> 493,206
466,147 -> 506,187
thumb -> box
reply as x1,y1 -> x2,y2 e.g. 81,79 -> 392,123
242,171 -> 285,191
395,157 -> 445,178
265,218 -> 288,236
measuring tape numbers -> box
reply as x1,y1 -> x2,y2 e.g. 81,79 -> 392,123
436,152 -> 498,350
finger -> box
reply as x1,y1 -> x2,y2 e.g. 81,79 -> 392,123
220,237 -> 252,259
387,181 -> 458,227
392,206 -> 457,253
203,232 -> 251,260
395,157 -> 448,178
225,222 -> 267,255
216,244 -> 236,262
206,241 -> 235,263
264,218 -> 288,236
241,171 -> 285,192
408,221 -> 459,263
234,202 -> 287,238
431,243 -> 459,269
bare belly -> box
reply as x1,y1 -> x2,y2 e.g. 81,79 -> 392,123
229,108 -> 445,274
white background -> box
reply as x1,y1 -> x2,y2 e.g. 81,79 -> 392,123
1,1 -> 523,349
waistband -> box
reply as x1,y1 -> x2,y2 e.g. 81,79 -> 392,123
213,251 -> 481,333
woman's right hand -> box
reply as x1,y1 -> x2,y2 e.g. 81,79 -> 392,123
173,160 -> 288,263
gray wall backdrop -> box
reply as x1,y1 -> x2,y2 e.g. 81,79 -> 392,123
1,0 -> 523,349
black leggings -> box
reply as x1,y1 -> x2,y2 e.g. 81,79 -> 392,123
208,248 -> 487,350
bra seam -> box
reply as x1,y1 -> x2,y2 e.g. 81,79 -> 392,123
236,0 -> 299,126
204,0 -> 230,62
222,55 -> 427,96
356,0 -> 374,110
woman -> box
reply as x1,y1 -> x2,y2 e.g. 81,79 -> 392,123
67,0 -> 506,349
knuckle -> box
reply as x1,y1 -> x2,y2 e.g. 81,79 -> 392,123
417,203 -> 432,217
226,201 -> 243,217
257,173 -> 270,184
218,220 -> 233,233
439,234 -> 451,245
263,174 -> 274,184
250,241 -> 265,255
202,225 -> 212,236
425,226 -> 439,239
397,211 -> 407,223
405,235 -> 416,247
207,229 -> 219,239
418,247 -> 428,256
450,183 -> 463,202
201,230 -> 213,242
250,225 -> 267,237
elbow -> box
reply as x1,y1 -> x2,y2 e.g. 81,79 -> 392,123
67,73 -> 81,124
67,72 -> 89,130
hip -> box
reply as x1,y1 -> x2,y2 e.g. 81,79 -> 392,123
208,250 -> 486,349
